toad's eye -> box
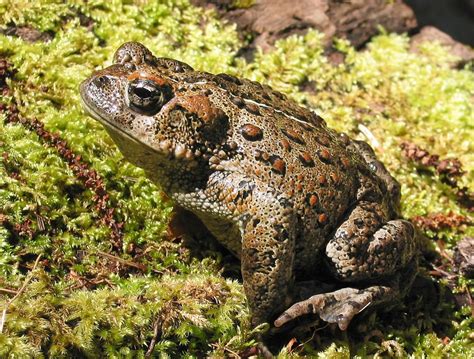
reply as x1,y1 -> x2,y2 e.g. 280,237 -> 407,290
127,79 -> 173,115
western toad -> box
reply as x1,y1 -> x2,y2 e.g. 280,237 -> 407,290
80,42 -> 417,331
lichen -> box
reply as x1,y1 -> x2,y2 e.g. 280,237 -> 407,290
0,0 -> 473,357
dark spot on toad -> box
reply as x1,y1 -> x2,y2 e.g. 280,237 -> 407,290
269,155 -> 286,175
299,151 -> 315,166
240,124 -> 263,141
281,128 -> 305,145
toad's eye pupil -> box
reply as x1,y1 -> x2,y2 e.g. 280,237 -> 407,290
134,87 -> 152,98
128,78 -> 173,115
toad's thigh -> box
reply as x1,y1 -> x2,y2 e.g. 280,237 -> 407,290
325,201 -> 416,282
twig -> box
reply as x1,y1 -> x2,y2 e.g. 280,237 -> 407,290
96,250 -> 147,272
0,254 -> 42,333
439,250 -> 454,264
358,124 -> 382,152
432,265 -> 455,278
223,346 -> 241,358
0,288 -> 18,295
145,316 -> 162,358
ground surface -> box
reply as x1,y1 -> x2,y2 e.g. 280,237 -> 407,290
0,1 -> 473,357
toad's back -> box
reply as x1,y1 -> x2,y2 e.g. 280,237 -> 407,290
169,69 -> 367,264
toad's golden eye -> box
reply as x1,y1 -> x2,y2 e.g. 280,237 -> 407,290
127,79 -> 173,115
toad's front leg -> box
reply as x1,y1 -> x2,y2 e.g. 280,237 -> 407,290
174,172 -> 298,327
239,185 -> 297,326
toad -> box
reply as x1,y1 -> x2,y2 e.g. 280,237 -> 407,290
80,42 -> 417,331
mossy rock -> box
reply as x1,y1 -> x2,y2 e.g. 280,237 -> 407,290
0,1 -> 473,357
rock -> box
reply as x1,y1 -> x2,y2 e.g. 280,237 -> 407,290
1,26 -> 54,43
405,0 -> 474,47
453,237 -> 474,278
327,0 -> 416,47
193,0 -> 417,51
410,26 -> 474,67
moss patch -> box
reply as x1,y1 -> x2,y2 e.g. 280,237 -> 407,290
1,0 -> 473,357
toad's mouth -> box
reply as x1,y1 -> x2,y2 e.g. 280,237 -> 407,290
80,94 -> 142,145
80,93 -> 196,162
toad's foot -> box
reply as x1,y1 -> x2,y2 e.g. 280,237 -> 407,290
274,285 -> 396,331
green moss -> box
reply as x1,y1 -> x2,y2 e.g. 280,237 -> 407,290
1,0 -> 473,357
0,0 -> 73,32
0,267 -> 248,358
232,0 -> 256,9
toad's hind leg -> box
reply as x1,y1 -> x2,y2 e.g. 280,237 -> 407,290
275,285 -> 394,331
275,201 -> 417,330
275,258 -> 417,331
325,203 -> 416,281
349,139 -> 402,210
